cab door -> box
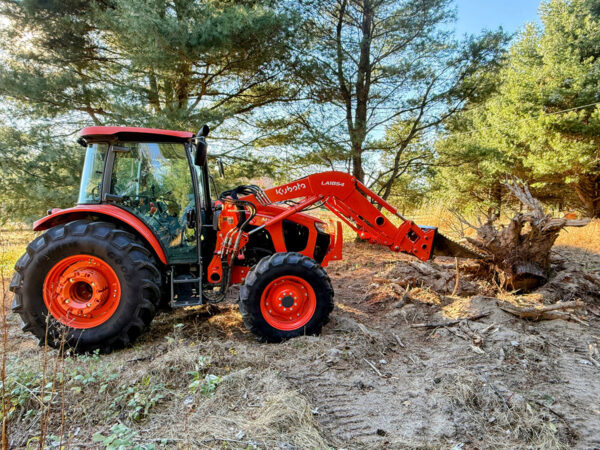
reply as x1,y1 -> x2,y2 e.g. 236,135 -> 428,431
108,141 -> 203,264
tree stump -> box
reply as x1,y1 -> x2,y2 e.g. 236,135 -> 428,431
455,181 -> 590,291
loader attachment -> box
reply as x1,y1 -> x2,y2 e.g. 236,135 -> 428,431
239,171 -> 485,263
423,227 -> 484,259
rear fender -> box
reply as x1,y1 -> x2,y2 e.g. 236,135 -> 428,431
33,205 -> 168,265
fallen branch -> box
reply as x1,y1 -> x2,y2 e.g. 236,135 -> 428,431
587,305 -> 600,318
497,300 -> 585,320
410,312 -> 489,329
363,358 -> 383,377
451,257 -> 460,296
392,333 -> 405,348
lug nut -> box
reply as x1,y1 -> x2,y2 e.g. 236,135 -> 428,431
87,303 -> 92,307
65,299 -> 70,304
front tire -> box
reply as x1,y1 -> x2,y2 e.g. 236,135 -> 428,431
10,220 -> 161,353
239,252 -> 334,342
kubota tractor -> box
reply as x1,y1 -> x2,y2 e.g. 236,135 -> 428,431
10,125 -> 478,353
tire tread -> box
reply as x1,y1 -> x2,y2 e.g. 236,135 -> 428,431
239,252 -> 334,342
9,220 -> 161,353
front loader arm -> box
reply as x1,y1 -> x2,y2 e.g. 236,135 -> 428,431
249,171 -> 436,261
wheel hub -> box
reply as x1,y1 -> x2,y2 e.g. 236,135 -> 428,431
260,276 -> 316,331
43,255 -> 121,329
281,295 -> 294,308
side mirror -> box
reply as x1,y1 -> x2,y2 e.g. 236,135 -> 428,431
194,125 -> 210,166
217,159 -> 225,178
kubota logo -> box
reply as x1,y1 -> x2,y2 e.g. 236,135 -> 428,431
275,182 -> 307,196
321,181 -> 345,187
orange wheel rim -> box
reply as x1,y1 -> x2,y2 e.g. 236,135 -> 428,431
260,275 -> 316,331
43,255 -> 121,329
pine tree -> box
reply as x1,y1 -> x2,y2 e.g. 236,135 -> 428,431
0,0 -> 296,221
437,0 -> 600,217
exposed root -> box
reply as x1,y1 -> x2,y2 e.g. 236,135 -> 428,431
454,180 -> 591,290
497,300 -> 585,321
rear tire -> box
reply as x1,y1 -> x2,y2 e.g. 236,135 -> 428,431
10,220 -> 161,353
239,252 -> 334,342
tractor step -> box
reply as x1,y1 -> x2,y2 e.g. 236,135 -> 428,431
171,297 -> 202,308
169,270 -> 203,308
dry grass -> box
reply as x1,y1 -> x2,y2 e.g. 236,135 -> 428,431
0,228 -> 36,276
2,323 -> 331,448
555,219 -> 600,253
444,374 -> 570,449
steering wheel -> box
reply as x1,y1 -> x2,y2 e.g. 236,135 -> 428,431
90,184 -> 100,201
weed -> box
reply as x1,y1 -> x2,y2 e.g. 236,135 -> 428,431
110,376 -> 166,422
0,363 -> 44,421
187,357 -> 222,395
92,423 -> 156,449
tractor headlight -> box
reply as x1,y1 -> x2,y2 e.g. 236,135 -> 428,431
315,222 -> 329,234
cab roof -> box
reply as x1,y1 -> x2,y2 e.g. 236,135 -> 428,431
80,126 -> 194,143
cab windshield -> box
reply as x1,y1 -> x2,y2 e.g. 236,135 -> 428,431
78,143 -> 108,204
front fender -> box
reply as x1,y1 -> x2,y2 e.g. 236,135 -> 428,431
33,204 -> 167,264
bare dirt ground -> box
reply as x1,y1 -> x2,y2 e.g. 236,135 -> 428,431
2,241 -> 600,449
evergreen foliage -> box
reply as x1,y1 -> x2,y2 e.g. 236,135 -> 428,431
437,0 -> 600,217
0,0 -> 296,221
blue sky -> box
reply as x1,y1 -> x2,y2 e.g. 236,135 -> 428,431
454,0 -> 542,36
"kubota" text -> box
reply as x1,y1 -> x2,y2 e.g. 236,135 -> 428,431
275,182 -> 307,196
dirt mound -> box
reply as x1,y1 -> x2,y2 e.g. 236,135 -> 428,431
537,266 -> 600,305
363,259 -> 488,306
365,254 -> 600,310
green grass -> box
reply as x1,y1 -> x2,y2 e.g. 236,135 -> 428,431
0,228 -> 37,276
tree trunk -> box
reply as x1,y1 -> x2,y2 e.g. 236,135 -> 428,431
491,181 -> 503,216
338,0 -> 372,185
574,173 -> 600,218
352,146 -> 365,182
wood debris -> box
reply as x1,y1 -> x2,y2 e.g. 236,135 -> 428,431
496,300 -> 585,321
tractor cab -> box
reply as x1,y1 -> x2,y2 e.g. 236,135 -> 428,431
77,126 -> 210,265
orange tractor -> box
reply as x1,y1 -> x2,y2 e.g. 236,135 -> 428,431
10,126 -> 477,352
